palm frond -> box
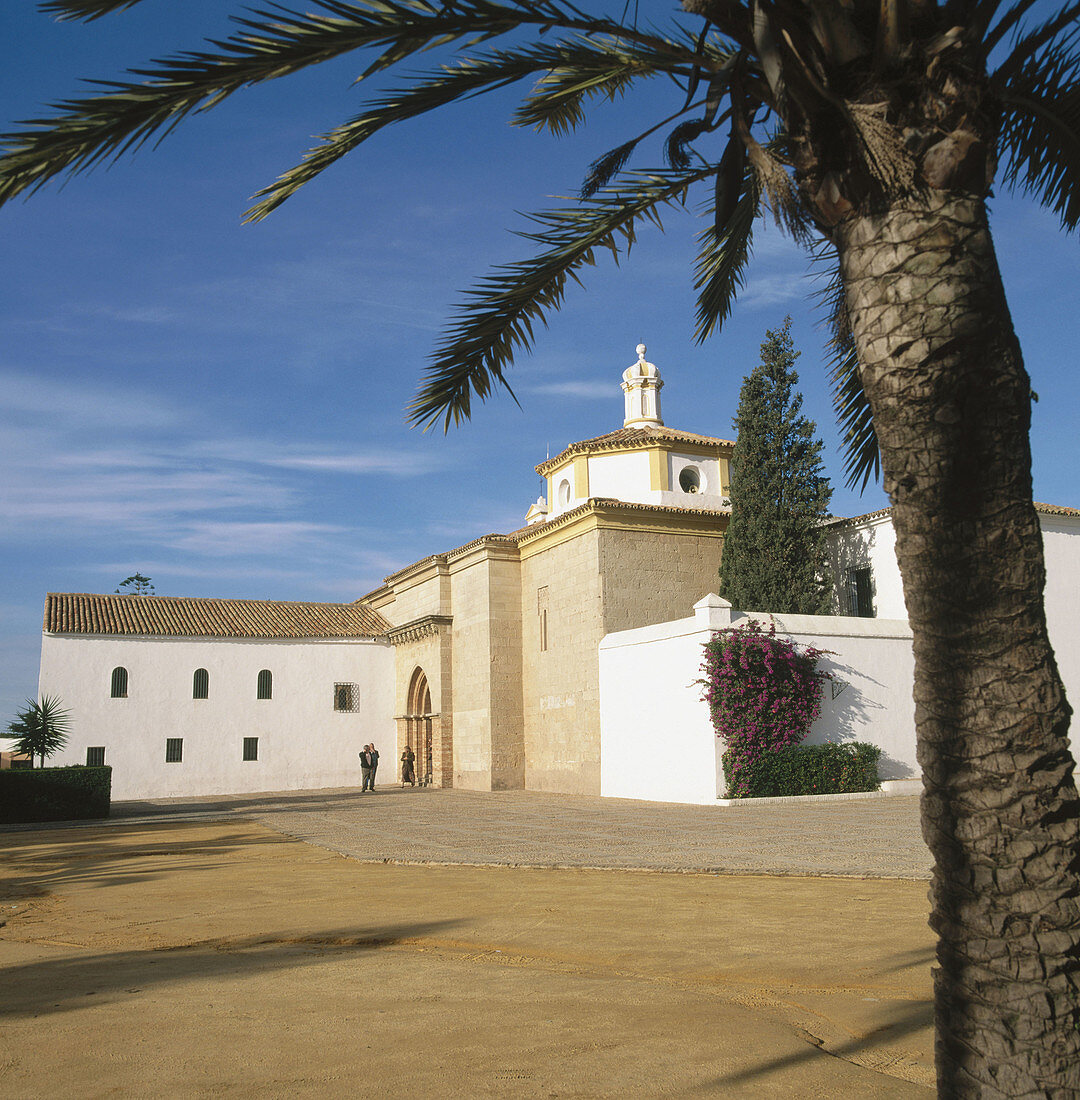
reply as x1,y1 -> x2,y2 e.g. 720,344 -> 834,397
997,32 -> 1080,229
693,157 -> 759,342
39,0 -> 148,19
247,42 -> 600,221
993,1 -> 1080,82
514,30 -> 728,137
812,245 -> 880,491
980,0 -> 1042,55
582,138 -> 643,199
408,166 -> 715,431
665,119 -> 710,170
3,0 -> 672,207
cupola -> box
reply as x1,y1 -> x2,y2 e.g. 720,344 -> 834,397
621,343 -> 664,427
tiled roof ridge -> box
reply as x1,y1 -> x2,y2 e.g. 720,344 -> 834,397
825,502 -> 1080,527
536,424 -> 734,475
44,592 -> 391,639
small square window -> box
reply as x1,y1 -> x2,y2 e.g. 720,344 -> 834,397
243,737 -> 258,762
333,683 -> 359,712
165,737 -> 183,763
86,746 -> 106,767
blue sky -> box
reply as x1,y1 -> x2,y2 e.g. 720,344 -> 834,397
2,2 -> 1078,723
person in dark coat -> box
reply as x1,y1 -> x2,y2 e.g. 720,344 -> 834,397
359,744 -> 376,791
401,745 -> 416,787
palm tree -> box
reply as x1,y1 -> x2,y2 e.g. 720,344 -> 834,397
3,1 -> 1079,1091
6,695 -> 72,768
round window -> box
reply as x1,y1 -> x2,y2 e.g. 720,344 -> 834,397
679,466 -> 701,494
558,478 -> 572,506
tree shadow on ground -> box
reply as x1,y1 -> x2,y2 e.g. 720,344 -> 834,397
0,823 -> 290,900
0,918 -> 464,1019
697,996 -> 933,1093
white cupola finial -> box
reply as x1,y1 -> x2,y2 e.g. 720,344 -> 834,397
621,342 -> 664,427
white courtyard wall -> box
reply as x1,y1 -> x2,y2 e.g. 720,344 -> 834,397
600,599 -> 918,804
826,512 -> 1080,753
39,633 -> 395,801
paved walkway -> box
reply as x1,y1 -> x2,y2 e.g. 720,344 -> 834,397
95,785 -> 932,880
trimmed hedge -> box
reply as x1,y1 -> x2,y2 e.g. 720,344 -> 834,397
722,742 -> 881,799
0,765 -> 112,824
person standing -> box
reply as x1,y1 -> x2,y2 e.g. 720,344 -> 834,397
359,744 -> 375,792
369,743 -> 380,788
401,744 -> 416,787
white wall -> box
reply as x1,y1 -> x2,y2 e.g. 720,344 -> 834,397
1036,517 -> 1080,731
826,514 -> 905,618
827,511 -> 1080,749
587,450 -> 653,505
39,633 -> 395,800
600,597 -> 918,804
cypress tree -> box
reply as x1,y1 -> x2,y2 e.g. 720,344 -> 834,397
719,318 -> 833,614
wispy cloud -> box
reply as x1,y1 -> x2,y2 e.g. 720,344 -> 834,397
0,372 -> 438,563
0,370 -> 181,429
737,272 -> 808,310
526,380 -> 612,399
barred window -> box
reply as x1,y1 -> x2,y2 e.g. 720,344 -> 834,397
193,668 -> 209,699
86,746 -> 106,767
242,737 -> 258,762
110,666 -> 128,698
165,738 -> 183,763
333,683 -> 359,712
257,669 -> 272,700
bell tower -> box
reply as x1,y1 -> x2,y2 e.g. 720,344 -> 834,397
621,343 -> 664,427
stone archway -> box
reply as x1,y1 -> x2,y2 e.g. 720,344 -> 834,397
400,666 -> 450,787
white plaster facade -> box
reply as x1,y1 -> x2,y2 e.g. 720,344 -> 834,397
601,507 -> 1080,805
39,630 -> 394,800
825,506 -> 1080,751
600,596 -> 919,804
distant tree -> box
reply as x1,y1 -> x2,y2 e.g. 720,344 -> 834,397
115,573 -> 154,596
6,695 -> 72,768
720,320 -> 832,614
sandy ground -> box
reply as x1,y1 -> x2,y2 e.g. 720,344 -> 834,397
0,819 -> 934,1098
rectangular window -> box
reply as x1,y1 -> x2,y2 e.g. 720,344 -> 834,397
86,746 -> 106,767
846,566 -> 874,618
165,737 -> 183,763
242,737 -> 258,762
333,683 -> 359,712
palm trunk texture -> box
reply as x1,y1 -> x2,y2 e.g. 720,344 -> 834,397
836,192 -> 1080,1096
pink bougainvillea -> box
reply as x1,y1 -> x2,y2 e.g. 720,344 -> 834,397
699,619 -> 831,798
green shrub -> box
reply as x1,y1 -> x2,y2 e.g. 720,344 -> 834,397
722,742 -> 881,799
0,765 -> 111,823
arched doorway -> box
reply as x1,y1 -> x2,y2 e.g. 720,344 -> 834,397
406,668 -> 433,785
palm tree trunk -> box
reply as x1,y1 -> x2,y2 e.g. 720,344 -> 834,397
835,192 -> 1080,1095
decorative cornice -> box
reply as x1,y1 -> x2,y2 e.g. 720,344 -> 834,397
386,614 -> 454,646
536,425 -> 734,476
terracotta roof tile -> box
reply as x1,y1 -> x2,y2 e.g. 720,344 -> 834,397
536,424 -> 734,475
44,593 -> 390,639
826,503 -> 1080,528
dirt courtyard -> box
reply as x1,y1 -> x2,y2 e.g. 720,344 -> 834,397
1,820 -> 935,1097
